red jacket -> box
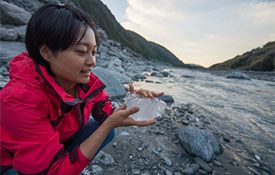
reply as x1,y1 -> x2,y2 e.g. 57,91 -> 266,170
0,52 -> 114,174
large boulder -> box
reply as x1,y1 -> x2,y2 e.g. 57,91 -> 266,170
177,127 -> 223,162
92,67 -> 127,99
0,1 -> 31,26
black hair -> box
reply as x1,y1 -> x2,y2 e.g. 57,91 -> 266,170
25,4 -> 100,73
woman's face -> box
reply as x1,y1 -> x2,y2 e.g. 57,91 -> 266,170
46,27 -> 97,89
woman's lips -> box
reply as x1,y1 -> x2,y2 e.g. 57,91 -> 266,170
81,70 -> 91,76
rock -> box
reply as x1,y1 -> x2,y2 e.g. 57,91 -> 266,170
0,41 -> 26,66
96,27 -> 108,42
194,157 -> 212,173
118,131 -> 130,136
89,165 -> 104,175
132,74 -> 147,81
92,67 -> 127,99
182,167 -> 194,175
165,170 -> 172,175
108,70 -> 132,84
4,0 -> 43,12
213,160 -> 222,167
0,1 -> 31,26
81,166 -> 92,175
131,168 -> 141,175
163,157 -> 172,166
158,95 -> 174,105
226,71 -> 251,80
0,27 -> 17,41
93,151 -> 114,166
177,127 -> 223,162
14,25 -> 26,41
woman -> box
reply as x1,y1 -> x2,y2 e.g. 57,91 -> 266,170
0,4 -> 163,175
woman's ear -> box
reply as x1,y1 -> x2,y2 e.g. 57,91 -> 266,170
39,45 -> 52,62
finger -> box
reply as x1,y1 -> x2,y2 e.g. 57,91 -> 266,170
137,89 -> 148,97
147,91 -> 154,98
123,106 -> 139,117
133,119 -> 156,126
114,104 -> 127,112
152,91 -> 164,97
129,83 -> 135,93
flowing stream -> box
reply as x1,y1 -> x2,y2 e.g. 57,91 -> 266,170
135,68 -> 275,171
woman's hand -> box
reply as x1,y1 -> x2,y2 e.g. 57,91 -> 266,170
128,83 -> 164,98
105,105 -> 155,129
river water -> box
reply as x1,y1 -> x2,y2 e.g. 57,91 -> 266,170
135,68 -> 275,172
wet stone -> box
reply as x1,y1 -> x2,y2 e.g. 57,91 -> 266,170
195,157 -> 212,173
213,160 -> 222,167
163,157 -> 172,166
165,170 -> 173,175
131,168 -> 141,175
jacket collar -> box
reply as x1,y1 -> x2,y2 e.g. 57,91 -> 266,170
38,64 -> 105,106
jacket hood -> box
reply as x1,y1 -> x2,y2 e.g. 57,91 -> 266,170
9,52 -> 106,105
9,52 -> 39,84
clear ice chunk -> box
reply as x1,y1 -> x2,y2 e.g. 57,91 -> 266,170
124,92 -> 167,121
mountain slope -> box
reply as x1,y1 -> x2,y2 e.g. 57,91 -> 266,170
210,41 -> 275,71
72,0 -> 184,66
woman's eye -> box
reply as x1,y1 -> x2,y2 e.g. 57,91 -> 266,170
92,51 -> 97,56
76,50 -> 87,53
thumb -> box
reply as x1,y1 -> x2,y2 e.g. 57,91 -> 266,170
114,104 -> 127,112
123,106 -> 139,117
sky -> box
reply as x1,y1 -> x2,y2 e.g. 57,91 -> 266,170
101,0 -> 275,67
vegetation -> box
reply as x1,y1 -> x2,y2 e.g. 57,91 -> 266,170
72,0 -> 185,66
210,41 -> 275,71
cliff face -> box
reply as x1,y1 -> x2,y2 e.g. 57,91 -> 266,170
210,41 -> 275,71
72,0 -> 185,66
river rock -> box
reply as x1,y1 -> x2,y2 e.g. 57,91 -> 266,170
14,25 -> 26,41
92,67 -> 127,99
0,41 -> 26,66
177,127 -> 223,162
0,1 -> 31,26
226,71 -> 251,80
0,27 -> 17,41
158,95 -> 174,105
93,151 -> 114,166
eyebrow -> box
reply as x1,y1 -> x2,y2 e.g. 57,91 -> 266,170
77,42 -> 97,49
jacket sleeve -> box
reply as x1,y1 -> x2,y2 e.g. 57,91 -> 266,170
91,90 -> 114,123
0,86 -> 90,175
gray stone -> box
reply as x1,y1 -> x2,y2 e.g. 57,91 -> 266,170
14,25 -> 26,41
177,127 -> 223,161
165,170 -> 172,175
92,67 -> 127,99
163,157 -> 172,166
194,157 -> 212,173
0,1 -> 31,26
89,165 -> 104,175
93,151 -> 114,166
158,95 -> 174,105
131,168 -> 141,174
108,70 -> 132,84
0,41 -> 26,65
96,27 -> 108,42
182,167 -> 194,175
118,131 -> 130,136
0,27 -> 17,41
226,71 -> 251,80
189,164 -> 200,172
3,0 -> 43,12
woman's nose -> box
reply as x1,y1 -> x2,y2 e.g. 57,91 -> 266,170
85,55 -> 96,67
